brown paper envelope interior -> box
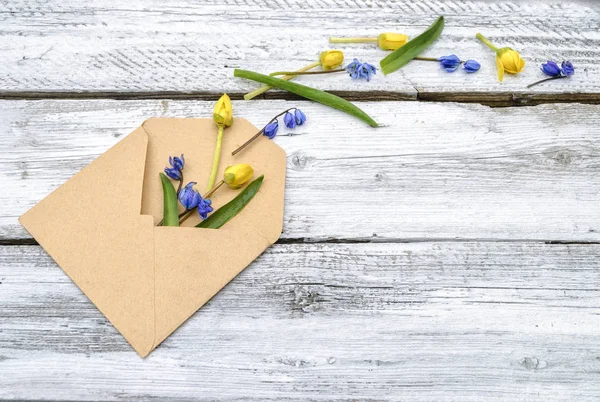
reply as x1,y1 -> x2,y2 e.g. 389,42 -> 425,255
19,118 -> 286,357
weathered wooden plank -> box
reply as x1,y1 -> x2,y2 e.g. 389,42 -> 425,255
2,99 -> 600,242
1,242 -> 599,400
1,99 -> 599,242
1,0 -> 599,103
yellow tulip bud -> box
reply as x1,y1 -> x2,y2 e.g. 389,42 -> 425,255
224,164 -> 254,188
497,48 -> 525,75
377,33 -> 408,50
213,93 -> 233,127
319,50 -> 344,70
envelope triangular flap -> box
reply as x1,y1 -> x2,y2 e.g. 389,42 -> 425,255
19,127 -> 156,357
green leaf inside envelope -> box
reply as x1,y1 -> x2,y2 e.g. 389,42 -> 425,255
196,175 -> 264,229
160,173 -> 179,227
234,69 -> 379,127
380,16 -> 445,75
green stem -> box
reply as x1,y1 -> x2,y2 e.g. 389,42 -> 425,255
414,56 -> 466,64
244,61 -> 320,100
270,68 -> 346,76
207,125 -> 224,192
526,75 -> 567,89
234,69 -> 378,127
413,56 -> 439,62
476,33 -> 499,52
329,37 -> 378,43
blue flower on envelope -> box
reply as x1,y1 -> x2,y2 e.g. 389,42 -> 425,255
18,117 -> 287,357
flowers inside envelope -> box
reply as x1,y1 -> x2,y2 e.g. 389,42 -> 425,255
19,117 -> 286,357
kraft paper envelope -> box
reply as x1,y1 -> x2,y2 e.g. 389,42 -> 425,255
19,118 -> 286,357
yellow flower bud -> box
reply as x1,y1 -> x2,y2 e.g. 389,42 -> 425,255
495,48 -> 525,82
224,164 -> 254,188
213,93 -> 233,127
377,33 -> 408,50
319,50 -> 344,70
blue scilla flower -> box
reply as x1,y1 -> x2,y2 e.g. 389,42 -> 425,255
358,62 -> 377,81
463,60 -> 481,73
561,61 -> 575,76
164,167 -> 181,180
170,155 -> 184,171
178,182 -> 201,210
541,60 -> 561,77
438,54 -> 461,72
197,198 -> 213,220
294,109 -> 306,125
232,108 -> 306,155
346,59 -> 361,79
527,59 -> 575,88
346,58 -> 377,81
264,121 -> 279,139
284,111 -> 296,129
164,154 -> 184,180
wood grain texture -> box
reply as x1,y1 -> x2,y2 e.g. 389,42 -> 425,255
1,242 -> 599,401
1,99 -> 599,242
1,0 -> 599,103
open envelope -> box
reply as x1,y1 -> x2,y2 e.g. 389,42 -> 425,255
19,118 -> 286,357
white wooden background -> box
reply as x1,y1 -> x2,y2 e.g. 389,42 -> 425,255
1,0 -> 600,401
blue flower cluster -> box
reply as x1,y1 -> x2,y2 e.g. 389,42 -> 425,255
346,59 -> 377,81
541,60 -> 574,77
178,182 -> 213,219
438,55 -> 480,73
263,108 -> 306,139
164,155 -> 184,180
165,157 -> 214,220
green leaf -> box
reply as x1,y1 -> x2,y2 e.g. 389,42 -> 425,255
234,69 -> 378,127
380,16 -> 445,75
196,175 -> 264,229
160,173 -> 179,227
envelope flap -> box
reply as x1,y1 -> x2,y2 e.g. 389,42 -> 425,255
19,127 -> 156,356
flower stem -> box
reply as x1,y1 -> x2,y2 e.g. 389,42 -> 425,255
413,56 -> 466,64
476,33 -> 499,52
413,56 -> 439,62
179,180 -> 225,225
204,180 -> 225,199
207,125 -> 224,192
231,108 -> 297,156
329,37 -> 378,43
526,75 -> 567,88
244,61 -> 320,100
270,68 -> 346,76
178,209 -> 194,225
176,176 -> 183,195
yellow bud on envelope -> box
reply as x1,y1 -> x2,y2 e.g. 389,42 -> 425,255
319,50 -> 344,70
213,93 -> 233,127
224,164 -> 254,188
377,33 -> 408,50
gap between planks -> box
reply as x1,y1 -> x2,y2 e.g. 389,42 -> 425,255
1,238 -> 599,247
1,91 -> 599,107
